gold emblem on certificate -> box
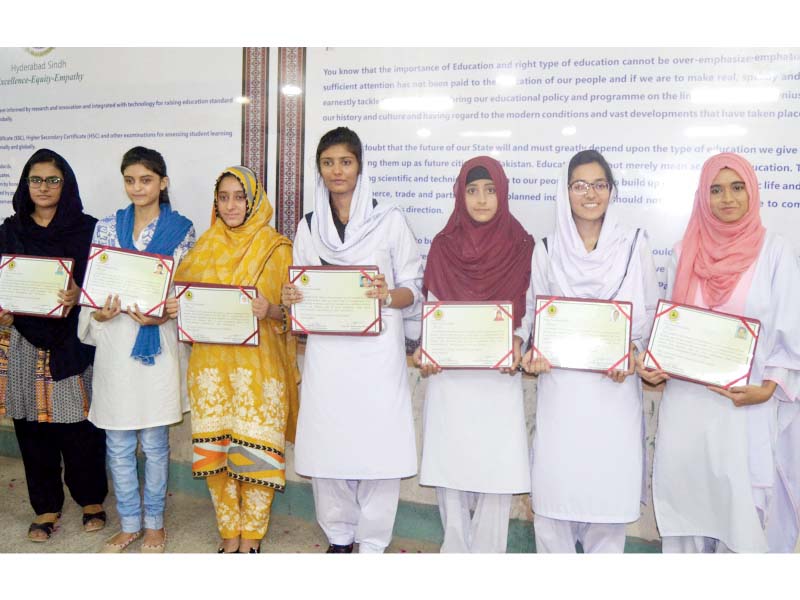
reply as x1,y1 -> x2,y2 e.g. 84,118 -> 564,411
0,254 -> 74,318
80,244 -> 174,318
420,301 -> 514,369
531,296 -> 633,373
288,266 -> 381,336
643,299 -> 760,388
175,283 -> 259,346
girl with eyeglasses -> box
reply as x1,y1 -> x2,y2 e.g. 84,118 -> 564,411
0,149 -> 107,543
519,149 -> 661,552
77,146 -> 195,553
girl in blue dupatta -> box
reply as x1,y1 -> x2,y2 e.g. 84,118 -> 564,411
77,147 -> 195,553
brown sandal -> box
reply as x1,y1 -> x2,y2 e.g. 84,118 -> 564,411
101,530 -> 143,553
27,512 -> 61,542
82,509 -> 107,533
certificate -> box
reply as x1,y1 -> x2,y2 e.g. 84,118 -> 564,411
174,282 -> 259,346
80,245 -> 173,318
0,254 -> 74,318
531,295 -> 633,373
420,301 -> 514,369
643,300 -> 761,388
288,266 -> 381,336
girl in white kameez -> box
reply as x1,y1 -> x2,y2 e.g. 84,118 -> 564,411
637,152 -> 800,553
281,127 -> 423,553
413,156 -> 533,553
520,149 -> 660,553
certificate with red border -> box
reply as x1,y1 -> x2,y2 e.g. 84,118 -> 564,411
531,295 -> 633,373
80,245 -> 174,318
288,265 -> 381,336
174,282 -> 259,346
643,299 -> 761,388
0,254 -> 74,318
420,301 -> 514,369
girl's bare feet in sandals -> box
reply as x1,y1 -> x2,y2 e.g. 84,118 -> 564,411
28,512 -> 61,542
82,504 -> 107,533
101,530 -> 142,553
141,528 -> 167,553
218,536 -> 240,553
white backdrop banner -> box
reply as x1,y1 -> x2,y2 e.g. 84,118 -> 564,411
305,47 -> 800,291
0,47 -> 243,236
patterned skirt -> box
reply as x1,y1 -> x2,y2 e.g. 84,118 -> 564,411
0,327 -> 92,424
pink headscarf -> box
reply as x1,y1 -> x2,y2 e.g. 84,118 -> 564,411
671,152 -> 766,308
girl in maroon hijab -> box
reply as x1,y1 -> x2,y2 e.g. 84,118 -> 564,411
413,156 -> 534,552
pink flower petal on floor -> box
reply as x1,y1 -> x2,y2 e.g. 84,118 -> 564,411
400,549 -> 407,553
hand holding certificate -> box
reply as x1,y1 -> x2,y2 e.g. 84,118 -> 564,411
0,254 -> 74,318
286,266 -> 381,336
420,302 -> 514,369
80,245 -> 174,318
530,296 -> 633,373
643,300 -> 760,389
175,283 -> 259,346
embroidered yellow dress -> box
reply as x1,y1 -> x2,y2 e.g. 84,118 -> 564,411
174,166 -> 299,540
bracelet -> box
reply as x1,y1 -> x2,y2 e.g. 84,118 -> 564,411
384,291 -> 393,308
276,303 -> 290,334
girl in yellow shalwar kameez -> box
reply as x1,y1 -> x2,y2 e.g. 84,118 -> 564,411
172,166 -> 299,553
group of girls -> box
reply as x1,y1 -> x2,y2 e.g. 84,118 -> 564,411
1,125 -> 798,555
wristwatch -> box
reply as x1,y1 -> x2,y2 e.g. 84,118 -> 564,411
384,292 -> 393,307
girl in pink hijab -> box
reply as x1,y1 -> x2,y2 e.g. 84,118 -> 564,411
639,153 -> 800,553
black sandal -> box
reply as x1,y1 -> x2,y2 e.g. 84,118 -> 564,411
82,510 -> 107,533
28,512 -> 61,542
326,542 -> 354,553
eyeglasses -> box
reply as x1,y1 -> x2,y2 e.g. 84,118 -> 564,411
27,176 -> 64,188
568,180 -> 611,195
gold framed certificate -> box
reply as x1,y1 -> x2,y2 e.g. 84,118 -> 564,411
288,265 -> 381,336
531,295 -> 633,373
643,300 -> 761,388
174,282 -> 259,346
80,245 -> 174,318
420,301 -> 514,369
0,254 -> 74,318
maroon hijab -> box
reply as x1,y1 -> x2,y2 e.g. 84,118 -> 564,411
423,156 -> 534,327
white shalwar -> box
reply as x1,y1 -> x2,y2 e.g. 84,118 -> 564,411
653,233 -> 800,553
516,233 -> 661,553
78,215 -> 194,430
293,208 -> 423,552
419,296 -> 530,553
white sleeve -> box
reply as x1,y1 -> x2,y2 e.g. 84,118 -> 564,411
390,212 -> 423,303
515,241 -> 549,347
761,236 -> 800,403
630,231 -> 662,352
291,217 -> 321,266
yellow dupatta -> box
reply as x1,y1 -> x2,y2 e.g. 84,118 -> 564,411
176,166 -> 300,448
